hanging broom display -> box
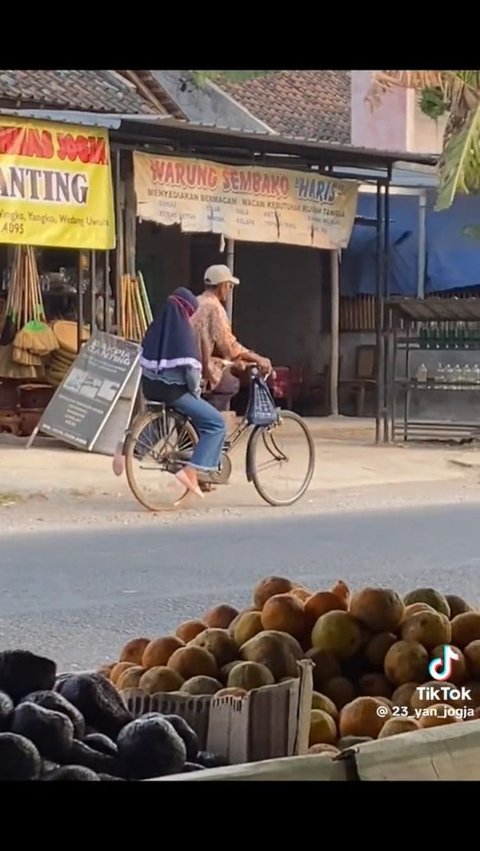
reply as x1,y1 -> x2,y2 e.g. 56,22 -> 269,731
0,245 -> 58,380
119,273 -> 152,342
12,246 -> 59,365
0,245 -> 25,347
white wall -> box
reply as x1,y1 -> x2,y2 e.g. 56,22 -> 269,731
351,70 -> 446,155
410,95 -> 448,155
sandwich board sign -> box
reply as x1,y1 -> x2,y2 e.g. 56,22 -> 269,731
28,330 -> 141,456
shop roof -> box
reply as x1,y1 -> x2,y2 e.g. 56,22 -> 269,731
0,70 -> 159,115
218,70 -> 351,144
0,106 -> 439,177
334,163 -> 438,190
388,297 -> 480,322
114,115 -> 438,175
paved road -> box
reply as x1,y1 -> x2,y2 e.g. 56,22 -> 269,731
2,503 -> 480,671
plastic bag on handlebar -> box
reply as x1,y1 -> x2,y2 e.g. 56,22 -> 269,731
245,374 -> 279,426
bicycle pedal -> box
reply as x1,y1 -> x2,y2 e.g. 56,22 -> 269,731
198,470 -> 228,485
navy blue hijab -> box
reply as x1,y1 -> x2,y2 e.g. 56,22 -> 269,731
139,287 -> 201,373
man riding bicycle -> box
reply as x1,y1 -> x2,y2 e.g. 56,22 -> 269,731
119,278 -> 315,510
191,265 -> 272,412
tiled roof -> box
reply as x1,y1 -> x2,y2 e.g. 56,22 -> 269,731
219,70 -> 351,144
0,70 -> 161,115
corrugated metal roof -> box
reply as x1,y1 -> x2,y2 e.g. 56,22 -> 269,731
388,297 -> 480,322
337,164 -> 437,190
116,117 -> 438,170
0,107 -> 124,128
0,107 -> 439,174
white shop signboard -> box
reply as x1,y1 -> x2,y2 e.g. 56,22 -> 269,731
29,330 -> 141,455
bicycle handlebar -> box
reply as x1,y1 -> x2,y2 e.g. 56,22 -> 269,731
248,364 -> 275,380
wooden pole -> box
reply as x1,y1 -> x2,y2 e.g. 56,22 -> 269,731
125,154 -> 137,278
77,252 -> 84,354
114,148 -> 124,335
417,192 -> 427,299
330,249 -> 340,416
226,238 -> 235,323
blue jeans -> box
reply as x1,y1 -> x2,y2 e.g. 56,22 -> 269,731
174,392 -> 226,472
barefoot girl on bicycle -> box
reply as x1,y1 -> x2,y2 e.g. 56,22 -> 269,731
139,286 -> 226,499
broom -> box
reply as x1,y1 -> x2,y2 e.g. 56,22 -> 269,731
11,248 -> 38,366
0,246 -> 23,345
13,246 -> 58,356
12,247 -> 44,365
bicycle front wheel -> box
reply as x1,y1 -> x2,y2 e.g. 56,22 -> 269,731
125,409 -> 198,512
249,410 -> 315,506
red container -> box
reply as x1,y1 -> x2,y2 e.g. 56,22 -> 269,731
269,366 -> 291,398
18,384 -> 54,410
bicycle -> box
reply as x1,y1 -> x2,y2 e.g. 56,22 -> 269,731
123,366 -> 315,511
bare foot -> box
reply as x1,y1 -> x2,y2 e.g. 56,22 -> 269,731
112,443 -> 125,477
176,467 -> 204,498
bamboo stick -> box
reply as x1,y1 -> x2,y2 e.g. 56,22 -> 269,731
13,248 -> 23,328
119,275 -> 124,337
132,279 -> 141,341
134,278 -> 147,335
28,248 -> 35,323
138,271 -> 153,325
126,276 -> 132,340
27,249 -> 34,324
25,248 -> 30,327
120,274 -> 127,338
122,276 -> 127,338
127,277 -> 132,339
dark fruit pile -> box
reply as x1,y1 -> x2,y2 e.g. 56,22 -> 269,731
0,650 -> 226,781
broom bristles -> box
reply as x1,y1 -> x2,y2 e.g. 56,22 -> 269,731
14,323 -> 59,356
12,346 -> 43,366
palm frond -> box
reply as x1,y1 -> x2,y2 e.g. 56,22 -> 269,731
436,104 -> 480,210
366,71 -> 449,108
366,70 -> 480,116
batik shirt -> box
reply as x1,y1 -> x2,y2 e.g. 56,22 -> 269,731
190,290 -> 249,390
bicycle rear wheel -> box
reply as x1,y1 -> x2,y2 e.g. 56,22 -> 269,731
249,410 -> 315,506
125,409 -> 198,511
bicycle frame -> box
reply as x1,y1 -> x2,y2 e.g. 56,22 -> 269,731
124,366 -> 314,509
222,368 -> 283,483
222,413 -> 255,482
123,366 -> 280,484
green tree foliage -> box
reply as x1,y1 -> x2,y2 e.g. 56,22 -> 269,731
368,71 -> 480,210
191,70 -> 277,88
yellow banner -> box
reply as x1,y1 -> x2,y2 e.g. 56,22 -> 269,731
134,152 -> 359,250
0,117 -> 115,250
